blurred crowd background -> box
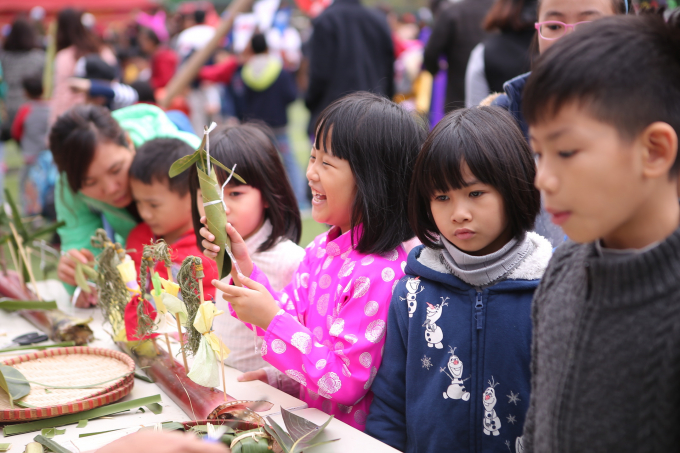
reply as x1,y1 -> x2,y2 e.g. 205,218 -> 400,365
0,0 -> 676,246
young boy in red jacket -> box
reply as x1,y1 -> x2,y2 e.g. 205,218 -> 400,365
127,137 -> 217,299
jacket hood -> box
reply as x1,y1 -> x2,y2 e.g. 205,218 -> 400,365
242,55 -> 282,92
404,231 -> 552,293
502,71 -> 530,106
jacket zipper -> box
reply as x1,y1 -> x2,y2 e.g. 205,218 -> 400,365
475,290 -> 484,330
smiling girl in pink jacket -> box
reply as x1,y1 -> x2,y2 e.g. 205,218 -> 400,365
203,92 -> 426,430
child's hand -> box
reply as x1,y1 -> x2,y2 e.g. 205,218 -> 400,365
212,274 -> 280,330
237,368 -> 268,384
58,249 -> 95,287
200,217 -> 253,277
74,288 -> 98,308
94,430 -> 230,453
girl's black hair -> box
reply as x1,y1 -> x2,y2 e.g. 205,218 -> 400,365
409,106 -> 541,249
190,123 -> 301,253
49,105 -> 129,193
56,8 -> 101,56
314,92 -> 427,255
3,18 -> 38,52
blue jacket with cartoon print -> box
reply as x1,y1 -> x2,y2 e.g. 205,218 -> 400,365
366,232 -> 552,453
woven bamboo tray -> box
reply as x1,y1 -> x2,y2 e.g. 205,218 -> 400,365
0,346 -> 135,422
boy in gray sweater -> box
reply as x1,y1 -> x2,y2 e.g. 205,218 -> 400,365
519,15 -> 680,452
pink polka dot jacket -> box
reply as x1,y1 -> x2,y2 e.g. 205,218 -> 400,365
230,226 -> 408,430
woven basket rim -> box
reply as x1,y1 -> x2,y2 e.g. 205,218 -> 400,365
0,346 -> 135,421
0,374 -> 134,422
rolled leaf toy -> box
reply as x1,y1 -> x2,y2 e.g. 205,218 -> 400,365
168,123 -> 245,280
187,300 -> 230,388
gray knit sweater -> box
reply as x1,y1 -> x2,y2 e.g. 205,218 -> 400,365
523,226 -> 680,453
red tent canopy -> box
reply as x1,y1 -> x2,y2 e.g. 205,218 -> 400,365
0,0 -> 160,28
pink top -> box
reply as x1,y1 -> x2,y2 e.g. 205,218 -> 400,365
230,226 -> 407,430
50,46 -> 117,126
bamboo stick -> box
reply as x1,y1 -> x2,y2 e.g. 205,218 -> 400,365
159,0 -> 255,109
164,332 -> 173,358
6,242 -> 21,286
176,316 -> 189,371
219,341 -> 227,402
166,264 -> 189,370
9,223 -> 41,301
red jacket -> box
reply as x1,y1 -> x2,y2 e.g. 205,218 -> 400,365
126,223 -> 217,300
151,47 -> 179,89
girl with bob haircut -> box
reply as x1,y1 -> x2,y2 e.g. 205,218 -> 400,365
366,106 -> 552,453
203,92 -> 427,429
191,123 -> 306,396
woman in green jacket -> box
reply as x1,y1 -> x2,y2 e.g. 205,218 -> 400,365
50,103 -> 199,301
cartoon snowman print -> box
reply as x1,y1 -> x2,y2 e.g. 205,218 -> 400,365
441,346 -> 470,401
423,297 -> 448,349
482,377 -> 502,436
400,277 -> 424,317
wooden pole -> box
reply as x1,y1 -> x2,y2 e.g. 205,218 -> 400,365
159,0 -> 255,109
9,223 -> 41,301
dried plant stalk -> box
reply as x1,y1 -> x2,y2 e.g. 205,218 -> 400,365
91,229 -> 128,333
177,256 -> 203,356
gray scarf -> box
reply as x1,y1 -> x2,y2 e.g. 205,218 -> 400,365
439,233 -> 535,288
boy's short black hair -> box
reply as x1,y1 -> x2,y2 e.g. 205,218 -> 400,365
130,138 -> 193,196
22,75 -> 43,99
314,92 -> 427,255
409,106 -> 540,249
523,15 -> 680,174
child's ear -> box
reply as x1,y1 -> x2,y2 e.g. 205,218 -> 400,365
639,122 -> 678,180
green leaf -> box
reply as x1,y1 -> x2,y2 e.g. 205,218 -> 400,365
3,394 -> 162,436
0,341 -> 75,354
33,435 -> 72,453
76,420 -> 87,429
0,443 -> 11,452
74,265 -> 91,293
281,407 -> 333,443
0,300 -> 58,311
264,417 -> 293,453
0,365 -> 31,408
24,443 -> 43,453
160,422 -> 185,431
78,428 -> 125,438
279,408 -> 337,453
41,428 -> 65,439
133,371 -> 153,383
26,221 -> 66,242
4,189 -> 28,240
80,265 -> 99,279
145,403 -> 163,414
207,155 -> 246,184
292,438 -> 340,453
15,401 -> 37,408
168,152 -> 201,177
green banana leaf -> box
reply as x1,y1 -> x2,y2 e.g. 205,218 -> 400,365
198,165 -> 231,279
0,365 -> 30,408
33,435 -> 71,453
168,132 -> 245,280
0,300 -> 58,311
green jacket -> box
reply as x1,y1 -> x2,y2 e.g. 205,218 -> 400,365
55,104 -> 200,293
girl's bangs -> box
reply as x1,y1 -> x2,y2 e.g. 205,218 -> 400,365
417,132 -> 471,200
